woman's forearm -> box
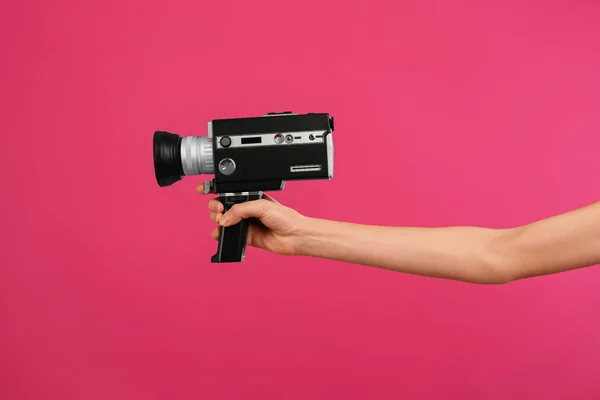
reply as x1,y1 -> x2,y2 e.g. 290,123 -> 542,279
296,218 -> 508,284
295,201 -> 600,284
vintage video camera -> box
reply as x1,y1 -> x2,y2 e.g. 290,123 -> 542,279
153,111 -> 335,263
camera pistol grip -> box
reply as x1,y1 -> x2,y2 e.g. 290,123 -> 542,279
211,192 -> 263,263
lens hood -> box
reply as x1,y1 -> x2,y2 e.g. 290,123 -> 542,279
153,131 -> 184,187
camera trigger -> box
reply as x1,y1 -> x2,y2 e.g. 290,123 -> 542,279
203,180 -> 213,195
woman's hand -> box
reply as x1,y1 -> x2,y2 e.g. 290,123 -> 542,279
197,183 -> 309,256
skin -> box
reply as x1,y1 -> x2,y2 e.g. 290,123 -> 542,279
197,183 -> 600,284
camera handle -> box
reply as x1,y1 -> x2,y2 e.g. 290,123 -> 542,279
211,191 -> 263,263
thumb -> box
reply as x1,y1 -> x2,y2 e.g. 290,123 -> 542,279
220,200 -> 270,226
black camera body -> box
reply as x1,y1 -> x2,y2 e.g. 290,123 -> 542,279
153,111 -> 335,263
211,111 -> 334,193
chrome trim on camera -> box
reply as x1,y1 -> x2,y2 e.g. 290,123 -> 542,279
215,130 -> 325,149
325,132 -> 334,179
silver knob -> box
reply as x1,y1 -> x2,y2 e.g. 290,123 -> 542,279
218,158 -> 236,176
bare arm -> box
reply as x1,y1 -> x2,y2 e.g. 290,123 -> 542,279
294,202 -> 600,284
202,183 -> 600,284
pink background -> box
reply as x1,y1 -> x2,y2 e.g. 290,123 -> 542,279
1,0 -> 600,398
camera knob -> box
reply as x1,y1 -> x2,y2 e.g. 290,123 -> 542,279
218,158 -> 236,176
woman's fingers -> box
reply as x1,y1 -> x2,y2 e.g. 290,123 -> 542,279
208,199 -> 224,213
196,182 -> 214,195
219,200 -> 271,226
211,227 -> 220,241
210,212 -> 222,223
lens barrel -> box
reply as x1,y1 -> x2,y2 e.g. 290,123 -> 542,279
153,131 -> 184,187
180,136 -> 215,176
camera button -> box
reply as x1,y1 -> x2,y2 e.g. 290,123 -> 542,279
220,136 -> 232,147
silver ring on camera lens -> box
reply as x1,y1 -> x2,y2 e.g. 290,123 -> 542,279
180,136 -> 214,175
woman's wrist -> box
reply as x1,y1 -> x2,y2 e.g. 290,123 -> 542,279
292,216 -> 324,257
292,216 -> 354,259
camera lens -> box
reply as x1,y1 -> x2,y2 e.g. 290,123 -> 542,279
153,131 -> 184,187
